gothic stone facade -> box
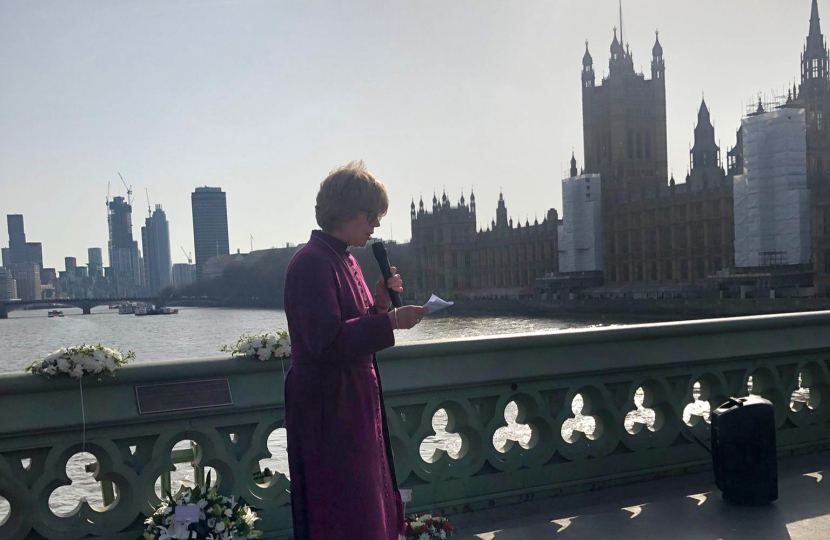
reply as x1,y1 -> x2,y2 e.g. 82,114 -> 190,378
800,0 -> 830,294
581,28 -> 734,286
410,192 -> 558,301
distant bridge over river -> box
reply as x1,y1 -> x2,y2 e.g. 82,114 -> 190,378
0,297 -> 158,319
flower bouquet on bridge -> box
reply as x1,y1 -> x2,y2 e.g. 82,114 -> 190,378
143,472 -> 261,540
25,344 -> 133,379
221,331 -> 290,362
404,513 -> 455,540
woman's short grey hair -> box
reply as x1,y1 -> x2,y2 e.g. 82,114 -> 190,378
315,160 -> 389,232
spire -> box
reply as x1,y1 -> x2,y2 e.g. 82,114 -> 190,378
802,0 -> 829,89
652,30 -> 663,57
697,96 -> 712,127
582,40 -> 596,89
692,96 -> 719,175
811,0 -> 822,41
619,0 -> 624,45
609,25 -> 632,77
570,152 -> 578,177
610,27 -> 623,55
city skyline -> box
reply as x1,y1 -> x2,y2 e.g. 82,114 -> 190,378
0,0 -> 820,270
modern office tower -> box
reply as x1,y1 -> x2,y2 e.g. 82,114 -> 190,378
40,268 -> 57,286
6,215 -> 27,265
191,187 -> 229,278
107,196 -> 140,285
141,205 -> 172,295
172,263 -> 197,289
88,248 -> 104,278
65,257 -> 77,274
6,214 -> 26,264
8,263 -> 41,301
75,266 -> 89,279
0,268 -> 17,300
25,243 -> 42,269
1,247 -> 8,267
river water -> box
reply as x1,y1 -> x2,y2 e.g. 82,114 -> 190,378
0,306 -> 618,519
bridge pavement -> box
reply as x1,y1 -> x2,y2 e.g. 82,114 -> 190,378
452,450 -> 830,540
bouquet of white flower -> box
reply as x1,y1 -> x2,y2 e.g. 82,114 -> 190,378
221,331 -> 290,362
404,513 -> 455,540
25,344 -> 133,379
144,473 -> 262,540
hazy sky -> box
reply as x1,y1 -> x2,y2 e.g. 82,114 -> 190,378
0,0 -> 820,270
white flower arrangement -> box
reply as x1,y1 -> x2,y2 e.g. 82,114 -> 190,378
222,331 -> 290,362
144,474 -> 262,540
404,513 -> 455,540
25,344 -> 133,379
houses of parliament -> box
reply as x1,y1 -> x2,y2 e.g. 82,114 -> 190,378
411,0 -> 830,301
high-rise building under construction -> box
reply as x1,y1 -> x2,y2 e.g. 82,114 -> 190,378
107,196 -> 142,287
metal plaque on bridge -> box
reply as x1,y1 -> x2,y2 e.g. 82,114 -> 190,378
135,379 -> 233,414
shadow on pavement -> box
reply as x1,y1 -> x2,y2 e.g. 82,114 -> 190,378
452,451 -> 830,540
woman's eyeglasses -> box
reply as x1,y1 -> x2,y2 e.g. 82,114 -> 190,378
363,210 -> 380,224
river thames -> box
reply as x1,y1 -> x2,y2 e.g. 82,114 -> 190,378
0,305 -> 613,374
0,306 -> 618,517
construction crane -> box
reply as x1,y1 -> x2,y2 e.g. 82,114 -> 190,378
118,172 -> 133,205
180,246 -> 193,265
145,188 -> 152,218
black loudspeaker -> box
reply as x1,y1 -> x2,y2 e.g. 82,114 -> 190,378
711,395 -> 778,505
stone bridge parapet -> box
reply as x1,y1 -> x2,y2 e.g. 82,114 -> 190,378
2,312 -> 830,538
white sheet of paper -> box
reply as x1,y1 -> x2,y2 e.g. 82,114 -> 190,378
173,505 -> 200,524
423,294 -> 453,314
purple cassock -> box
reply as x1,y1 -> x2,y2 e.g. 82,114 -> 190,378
283,230 -> 403,540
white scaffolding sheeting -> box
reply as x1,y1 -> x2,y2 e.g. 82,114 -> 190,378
559,173 -> 603,273
733,108 -> 810,267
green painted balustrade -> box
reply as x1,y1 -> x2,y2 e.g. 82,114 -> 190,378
3,311 -> 830,539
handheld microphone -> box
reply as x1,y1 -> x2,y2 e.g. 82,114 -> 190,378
372,241 -> 403,308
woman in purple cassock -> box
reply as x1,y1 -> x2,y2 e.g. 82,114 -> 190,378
283,161 -> 427,540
